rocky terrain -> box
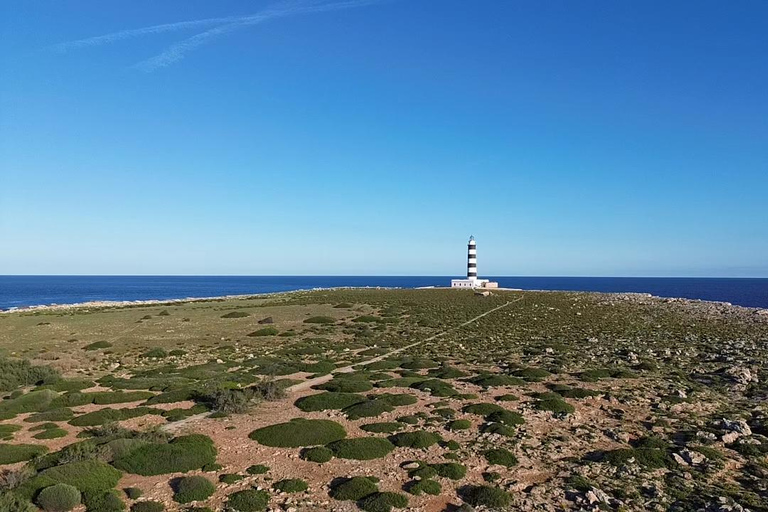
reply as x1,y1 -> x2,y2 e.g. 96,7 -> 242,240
0,288 -> 766,512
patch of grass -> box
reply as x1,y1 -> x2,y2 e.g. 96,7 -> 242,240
35,483 -> 81,512
353,315 -> 380,323
462,485 -> 510,508
112,435 -> 217,476
389,431 -> 441,449
330,477 -> 378,501
359,492 -> 408,512
250,419 -> 346,447
69,407 -> 162,427
301,446 -> 333,463
327,437 -> 395,460
303,316 -> 336,324
0,443 -> 48,464
273,478 -> 308,493
225,489 -> 270,512
484,448 -> 518,467
33,427 -> 68,439
173,476 -> 215,504
247,327 -> 279,337
25,408 -> 74,423
400,359 -> 439,370
0,423 -> 21,440
360,422 -> 404,434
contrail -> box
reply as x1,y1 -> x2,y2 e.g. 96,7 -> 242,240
52,0 -> 390,71
133,0 -> 386,72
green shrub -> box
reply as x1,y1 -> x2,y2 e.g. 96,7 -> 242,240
495,393 -> 519,402
303,316 -> 336,324
225,489 -> 270,511
484,448 -> 518,467
295,392 -> 366,412
407,464 -> 437,479
21,460 -> 122,499
513,367 -> 551,382
467,374 -> 525,387
389,431 -> 441,449
359,492 -> 408,512
315,379 -> 373,393
301,446 -> 333,463
245,464 -> 269,475
140,348 -> 167,359
410,379 -> 457,397
168,349 -> 186,357
343,399 -> 394,420
221,311 -> 249,318
0,492 -> 37,512
25,408 -> 74,423
447,419 -> 472,430
327,438 -> 395,460
0,389 -> 62,416
431,462 -> 466,480
250,419 -> 346,447
486,409 -> 525,426
0,358 -> 60,392
219,474 -> 244,484
360,422 -> 404,433
112,435 -> 217,476
397,415 -> 419,425
353,315 -> 380,323
273,478 -> 308,493
376,377 -> 424,388
92,391 -> 155,405
330,477 -> 378,501
462,485 -> 510,508
82,490 -> 125,512
130,502 -> 164,512
83,341 -> 112,351
480,423 -> 516,437
548,384 -> 600,399
0,423 -> 21,440
602,448 -> 671,469
34,427 -> 68,439
407,479 -> 441,496
247,327 -> 279,337
36,483 -> 81,512
173,476 -> 215,503
377,393 -> 418,407
0,443 -> 48,464
124,488 -> 142,499
427,366 -> 468,379
462,403 -> 504,416
535,394 -> 575,415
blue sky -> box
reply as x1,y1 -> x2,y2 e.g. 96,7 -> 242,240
1,0 -> 767,276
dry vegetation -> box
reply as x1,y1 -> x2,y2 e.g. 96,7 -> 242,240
0,288 -> 766,512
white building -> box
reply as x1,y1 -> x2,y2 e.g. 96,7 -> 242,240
451,236 -> 498,289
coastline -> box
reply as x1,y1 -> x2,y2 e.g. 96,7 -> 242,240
3,285 -> 766,317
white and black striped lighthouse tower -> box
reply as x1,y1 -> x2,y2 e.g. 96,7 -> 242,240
467,236 -> 478,280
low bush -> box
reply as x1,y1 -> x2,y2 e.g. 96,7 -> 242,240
495,393 -> 519,402
21,460 -> 122,499
601,448 -> 671,469
82,490 -> 125,512
33,427 -> 68,440
273,478 -> 308,493
0,423 -> 21,440
389,431 -> 441,449
218,474 -> 244,484
130,502 -> 164,512
0,492 -> 37,512
462,485 -> 510,508
315,379 -> 373,393
124,488 -> 142,500
330,476 -> 378,501
295,392 -> 366,412
0,443 -> 49,464
513,367 -> 551,382
327,438 -> 395,460
535,394 -> 575,415
431,462 -> 466,480
467,374 -> 525,387
36,483 -> 81,512
225,489 -> 270,512
112,435 -> 217,476
484,448 -> 518,467
25,408 -> 74,423
247,327 -> 279,337
0,389 -> 62,417
303,316 -> 336,324
84,341 -> 113,351
250,419 -> 346,447
245,464 -> 269,475
173,476 -> 215,503
410,379 -> 457,397
548,384 -> 600,399
69,407 -> 162,427
359,491 -> 408,512
447,419 -> 472,430
462,403 -> 504,416
220,311 -> 249,318
427,366 -> 468,379
0,358 -> 60,392
343,399 -> 393,420
360,422 -> 404,433
406,479 -> 441,496
140,348 -> 167,359
480,423 -> 516,437
301,446 -> 333,463
486,409 -> 524,426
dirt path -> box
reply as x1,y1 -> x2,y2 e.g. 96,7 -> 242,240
163,297 -> 521,432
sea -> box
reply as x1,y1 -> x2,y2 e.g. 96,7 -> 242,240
1,276 -> 767,311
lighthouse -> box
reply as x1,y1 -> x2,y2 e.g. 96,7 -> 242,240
451,236 -> 497,289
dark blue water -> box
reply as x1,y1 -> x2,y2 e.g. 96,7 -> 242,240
1,276 -> 767,310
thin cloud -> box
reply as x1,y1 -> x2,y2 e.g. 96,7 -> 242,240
53,0 -> 390,71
